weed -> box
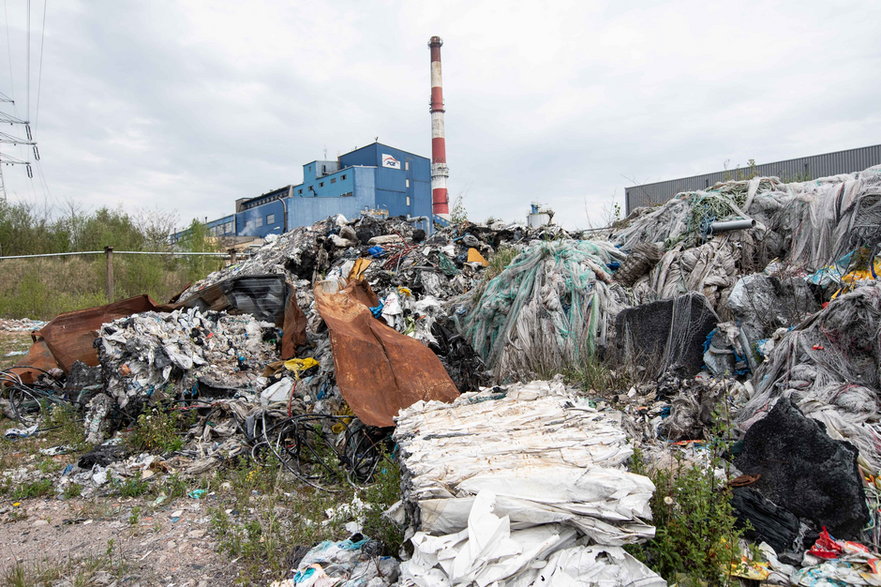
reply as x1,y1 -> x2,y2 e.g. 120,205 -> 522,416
128,506 -> 142,526
627,417 -> 743,585
562,356 -> 635,395
115,473 -> 150,498
11,478 -> 54,500
43,405 -> 88,450
126,408 -> 185,454
361,454 -> 404,554
483,246 -> 519,282
62,483 -> 83,499
157,473 -> 188,500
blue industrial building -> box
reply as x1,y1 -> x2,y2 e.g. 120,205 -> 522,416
189,142 -> 431,241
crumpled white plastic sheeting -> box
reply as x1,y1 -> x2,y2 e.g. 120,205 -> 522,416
394,379 -> 660,586
97,307 -> 276,407
399,491 -> 665,587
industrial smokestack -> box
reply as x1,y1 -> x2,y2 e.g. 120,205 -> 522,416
428,35 -> 449,216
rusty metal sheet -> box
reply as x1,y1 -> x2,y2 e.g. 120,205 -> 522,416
8,339 -> 60,384
37,295 -> 158,372
315,279 -> 458,427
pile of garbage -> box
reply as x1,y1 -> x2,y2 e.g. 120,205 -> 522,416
5,164 -> 881,584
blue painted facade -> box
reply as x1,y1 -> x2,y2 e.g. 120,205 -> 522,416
181,142 -> 431,241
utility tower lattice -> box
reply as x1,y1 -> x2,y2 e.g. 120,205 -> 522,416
0,92 -> 39,201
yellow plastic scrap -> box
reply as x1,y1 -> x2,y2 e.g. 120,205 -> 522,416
729,557 -> 770,581
283,357 -> 319,377
467,248 -> 489,266
348,257 -> 372,280
397,286 -> 413,297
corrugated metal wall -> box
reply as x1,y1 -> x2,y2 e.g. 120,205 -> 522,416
625,145 -> 881,213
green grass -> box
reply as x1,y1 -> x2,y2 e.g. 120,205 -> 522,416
2,540 -> 130,586
626,413 -> 744,586
125,408 -> 186,454
11,478 -> 54,500
207,452 -> 405,585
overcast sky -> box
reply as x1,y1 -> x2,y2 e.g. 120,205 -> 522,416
2,0 -> 879,230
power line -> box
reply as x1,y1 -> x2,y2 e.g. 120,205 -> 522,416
34,0 -> 45,128
26,0 -> 30,123
3,0 -> 14,110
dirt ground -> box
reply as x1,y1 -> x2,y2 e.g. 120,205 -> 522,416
0,323 -> 239,585
0,494 -> 238,585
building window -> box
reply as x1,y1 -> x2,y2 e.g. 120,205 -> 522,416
342,192 -> 353,197
341,174 -> 347,180
319,182 -> 324,187
255,217 -> 263,227
330,178 -> 336,184
405,161 -> 410,171
406,196 -> 411,206
405,178 -> 410,188
298,189 -> 302,195
267,214 -> 275,224
226,221 -> 234,233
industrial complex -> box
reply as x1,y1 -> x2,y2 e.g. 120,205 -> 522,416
187,36 -> 452,242
625,144 -> 881,214
197,142 -> 432,240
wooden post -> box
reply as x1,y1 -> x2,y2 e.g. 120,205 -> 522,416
228,247 -> 237,265
104,246 -> 114,302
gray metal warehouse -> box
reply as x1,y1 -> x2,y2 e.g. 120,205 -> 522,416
625,145 -> 881,214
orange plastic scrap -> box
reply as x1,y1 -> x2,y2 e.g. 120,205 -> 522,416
315,279 -> 459,427
467,248 -> 489,266
348,257 -> 373,281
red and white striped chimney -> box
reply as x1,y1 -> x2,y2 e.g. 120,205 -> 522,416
429,35 -> 449,216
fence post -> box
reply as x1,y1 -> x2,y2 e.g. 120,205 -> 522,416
104,246 -> 114,302
228,247 -> 237,265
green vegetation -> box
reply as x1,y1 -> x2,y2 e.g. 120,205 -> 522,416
2,540 -> 129,586
627,423 -> 744,585
11,478 -> 54,500
563,358 -> 633,394
207,452 -> 404,584
115,473 -> 150,498
0,202 -> 224,319
125,408 -> 186,454
483,246 -> 519,282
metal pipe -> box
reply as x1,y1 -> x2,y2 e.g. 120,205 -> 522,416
708,218 -> 756,234
428,36 -> 449,216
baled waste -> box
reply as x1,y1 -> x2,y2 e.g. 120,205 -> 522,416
394,379 -> 662,585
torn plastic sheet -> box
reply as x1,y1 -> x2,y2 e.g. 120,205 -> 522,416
394,379 -> 656,547
400,490 -> 664,586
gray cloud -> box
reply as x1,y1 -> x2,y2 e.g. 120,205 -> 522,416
1,0 -> 879,230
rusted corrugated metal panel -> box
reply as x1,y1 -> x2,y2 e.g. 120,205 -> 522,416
8,295 -> 159,384
38,295 -> 159,371
315,279 -> 458,427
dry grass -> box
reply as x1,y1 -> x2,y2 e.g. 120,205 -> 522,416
0,256 -> 222,320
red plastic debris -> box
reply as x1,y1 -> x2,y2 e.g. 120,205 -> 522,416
812,344 -> 825,350
808,527 -> 843,560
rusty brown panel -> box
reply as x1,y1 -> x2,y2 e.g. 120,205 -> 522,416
281,282 -> 307,359
37,295 -> 158,371
7,339 -> 60,384
315,280 -> 458,427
